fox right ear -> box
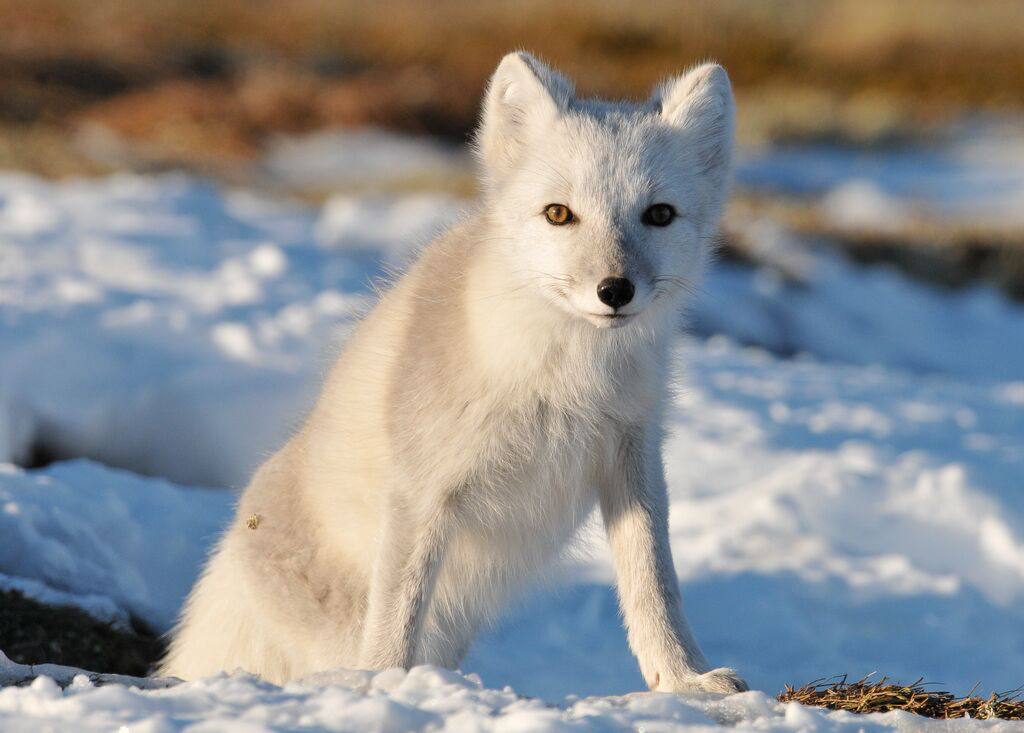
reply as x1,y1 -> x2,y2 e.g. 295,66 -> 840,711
651,63 -> 735,182
475,52 -> 574,178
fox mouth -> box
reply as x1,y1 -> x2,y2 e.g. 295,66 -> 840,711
553,290 -> 643,328
584,311 -> 637,328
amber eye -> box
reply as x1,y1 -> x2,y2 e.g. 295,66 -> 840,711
544,204 -> 574,225
643,203 -> 676,227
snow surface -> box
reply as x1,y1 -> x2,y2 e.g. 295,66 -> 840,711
0,461 -> 231,632
736,117 -> 1024,234
1,131 -> 1023,730
0,171 -> 457,486
11,661 -> 1020,733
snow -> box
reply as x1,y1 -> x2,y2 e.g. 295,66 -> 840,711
0,172 -> 451,486
0,461 -> 232,632
736,117 -> 1024,233
5,660 -> 1021,733
1,128 -> 1023,730
694,218 -> 1024,381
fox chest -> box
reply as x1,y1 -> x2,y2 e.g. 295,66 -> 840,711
448,398 -> 618,562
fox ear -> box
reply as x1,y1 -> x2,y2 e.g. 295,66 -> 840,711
652,63 -> 735,181
475,51 -> 574,177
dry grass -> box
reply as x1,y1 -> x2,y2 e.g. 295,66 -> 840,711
2,0 -> 1023,165
4,0 -> 1024,104
780,675 -> 1024,721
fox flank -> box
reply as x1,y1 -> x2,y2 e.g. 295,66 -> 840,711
160,51 -> 746,695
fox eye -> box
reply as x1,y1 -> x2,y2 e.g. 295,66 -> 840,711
544,204 -> 575,225
643,203 -> 676,227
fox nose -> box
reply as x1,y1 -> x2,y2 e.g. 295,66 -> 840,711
596,277 -> 635,309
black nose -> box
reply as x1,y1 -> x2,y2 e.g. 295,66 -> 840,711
596,277 -> 635,309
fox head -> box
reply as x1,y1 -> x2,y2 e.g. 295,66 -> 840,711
474,52 -> 734,329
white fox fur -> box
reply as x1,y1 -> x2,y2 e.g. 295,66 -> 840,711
160,51 -> 746,694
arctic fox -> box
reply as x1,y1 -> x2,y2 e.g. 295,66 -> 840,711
160,51 -> 746,694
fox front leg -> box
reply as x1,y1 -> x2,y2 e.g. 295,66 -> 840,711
359,492 -> 452,670
600,428 -> 748,695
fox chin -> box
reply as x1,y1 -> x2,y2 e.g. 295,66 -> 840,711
159,50 -> 747,695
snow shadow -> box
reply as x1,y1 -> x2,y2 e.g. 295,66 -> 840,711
466,575 -> 1024,701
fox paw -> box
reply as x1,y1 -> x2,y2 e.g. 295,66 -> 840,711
655,668 -> 749,695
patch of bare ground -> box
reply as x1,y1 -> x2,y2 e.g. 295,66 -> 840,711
0,589 -> 164,678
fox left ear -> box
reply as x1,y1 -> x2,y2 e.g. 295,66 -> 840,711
651,63 -> 735,183
475,51 -> 574,181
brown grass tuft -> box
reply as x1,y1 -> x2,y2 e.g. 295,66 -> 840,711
779,675 -> 1024,721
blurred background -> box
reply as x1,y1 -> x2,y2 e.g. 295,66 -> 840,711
4,0 -> 1024,291
1,0 -> 1024,701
